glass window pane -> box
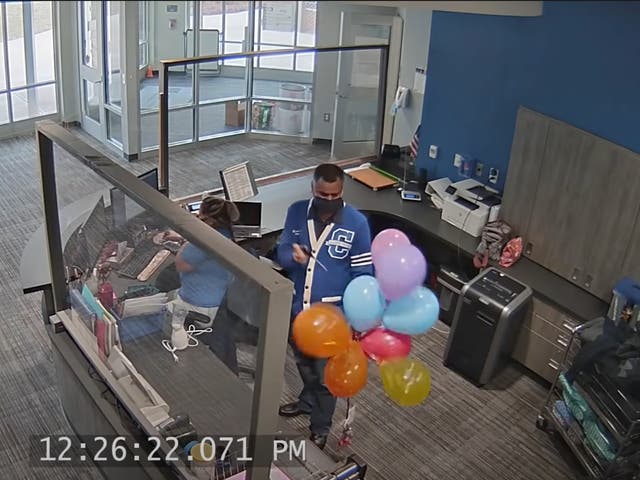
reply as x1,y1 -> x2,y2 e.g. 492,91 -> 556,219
297,1 -> 316,47
223,1 -> 248,42
106,1 -> 121,106
295,51 -> 314,72
169,108 -> 194,144
140,111 -> 158,150
11,84 -> 57,121
198,61 -> 244,103
258,46 -> 293,70
31,1 -> 55,84
107,110 -> 122,145
199,100 -> 246,139
274,100 -> 309,136
259,1 -> 295,45
0,93 -> 9,125
250,100 -> 276,132
7,2 -> 26,89
223,42 -> 245,66
81,1 -> 99,68
0,11 -> 5,91
84,80 -> 101,122
200,1 -> 223,30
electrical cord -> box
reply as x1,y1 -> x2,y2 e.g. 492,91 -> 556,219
161,325 -> 212,362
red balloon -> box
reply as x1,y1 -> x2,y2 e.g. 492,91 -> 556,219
360,327 -> 411,363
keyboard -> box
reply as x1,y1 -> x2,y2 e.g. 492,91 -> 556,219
117,242 -> 162,279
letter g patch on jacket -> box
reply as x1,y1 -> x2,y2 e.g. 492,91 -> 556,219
326,228 -> 354,259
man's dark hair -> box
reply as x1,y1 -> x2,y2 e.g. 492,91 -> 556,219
313,163 -> 345,183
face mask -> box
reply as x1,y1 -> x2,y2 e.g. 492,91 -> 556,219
313,196 -> 342,216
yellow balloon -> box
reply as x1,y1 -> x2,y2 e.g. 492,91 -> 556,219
380,358 -> 431,406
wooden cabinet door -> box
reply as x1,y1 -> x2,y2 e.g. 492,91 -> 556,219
501,107 -> 550,238
622,207 -> 640,283
571,144 -> 640,299
525,121 -> 587,278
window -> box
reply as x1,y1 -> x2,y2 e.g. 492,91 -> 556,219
138,1 -> 148,68
197,1 -> 316,69
254,1 -> 316,71
0,1 -> 57,124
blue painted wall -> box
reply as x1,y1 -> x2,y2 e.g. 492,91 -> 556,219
418,2 -> 640,191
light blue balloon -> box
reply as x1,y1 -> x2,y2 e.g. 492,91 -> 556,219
382,287 -> 439,335
343,275 -> 386,332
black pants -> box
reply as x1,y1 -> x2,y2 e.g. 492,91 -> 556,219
289,337 -> 337,436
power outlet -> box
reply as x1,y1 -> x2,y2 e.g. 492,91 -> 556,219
475,163 -> 484,177
488,167 -> 499,184
323,113 -> 330,122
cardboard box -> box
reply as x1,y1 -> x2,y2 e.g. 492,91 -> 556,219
225,101 -> 245,127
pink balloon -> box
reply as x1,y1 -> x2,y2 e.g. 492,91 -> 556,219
371,229 -> 410,263
360,327 -> 411,363
375,244 -> 427,301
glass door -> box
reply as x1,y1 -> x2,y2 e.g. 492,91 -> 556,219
78,1 -> 106,141
331,13 -> 401,160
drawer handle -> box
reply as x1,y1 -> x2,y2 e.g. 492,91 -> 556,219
584,274 -> 593,289
571,268 -> 581,282
556,337 -> 568,348
548,359 -> 560,371
525,242 -> 533,255
562,322 -> 576,333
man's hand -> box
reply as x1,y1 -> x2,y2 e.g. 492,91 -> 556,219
292,243 -> 310,264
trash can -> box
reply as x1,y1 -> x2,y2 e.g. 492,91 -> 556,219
277,83 -> 305,135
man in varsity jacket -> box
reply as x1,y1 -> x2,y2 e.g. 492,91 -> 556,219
276,163 -> 373,450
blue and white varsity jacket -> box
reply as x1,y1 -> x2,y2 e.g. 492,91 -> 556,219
277,199 -> 373,318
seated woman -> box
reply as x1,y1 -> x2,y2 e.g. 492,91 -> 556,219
170,195 -> 239,328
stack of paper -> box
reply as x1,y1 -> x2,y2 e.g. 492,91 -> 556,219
121,293 -> 169,318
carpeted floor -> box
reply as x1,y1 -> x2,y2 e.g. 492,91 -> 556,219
0,128 -> 579,479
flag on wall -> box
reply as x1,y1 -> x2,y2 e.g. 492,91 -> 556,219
409,124 -> 421,159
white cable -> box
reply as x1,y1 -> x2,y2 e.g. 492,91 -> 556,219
161,325 -> 212,362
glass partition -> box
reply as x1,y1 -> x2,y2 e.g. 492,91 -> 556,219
159,45 -> 389,196
37,121 -> 296,480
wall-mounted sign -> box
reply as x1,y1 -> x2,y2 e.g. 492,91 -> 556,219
166,5 -> 178,14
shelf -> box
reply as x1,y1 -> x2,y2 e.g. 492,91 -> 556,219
546,404 -> 603,478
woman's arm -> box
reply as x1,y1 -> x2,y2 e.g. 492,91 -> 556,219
174,243 -> 198,273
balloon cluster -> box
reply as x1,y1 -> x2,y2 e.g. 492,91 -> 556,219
292,229 -> 440,407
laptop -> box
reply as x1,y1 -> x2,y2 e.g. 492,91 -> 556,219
233,202 -> 263,239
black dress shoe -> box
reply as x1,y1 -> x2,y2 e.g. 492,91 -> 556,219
278,402 -> 311,417
309,433 -> 327,450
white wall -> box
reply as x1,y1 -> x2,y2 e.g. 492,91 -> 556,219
151,1 -> 187,68
311,1 -> 397,140
391,8 -> 431,146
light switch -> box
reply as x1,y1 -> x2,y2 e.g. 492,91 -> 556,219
453,153 -> 463,167
428,145 -> 438,159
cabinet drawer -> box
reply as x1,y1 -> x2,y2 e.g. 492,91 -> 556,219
531,297 -> 581,331
523,312 -> 572,349
512,327 -> 564,383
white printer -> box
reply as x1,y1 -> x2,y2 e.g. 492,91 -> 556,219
441,179 -> 501,237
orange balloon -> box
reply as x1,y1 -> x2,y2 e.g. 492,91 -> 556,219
325,341 -> 368,398
292,303 -> 351,358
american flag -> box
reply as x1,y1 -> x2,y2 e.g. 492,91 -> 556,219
409,124 -> 421,159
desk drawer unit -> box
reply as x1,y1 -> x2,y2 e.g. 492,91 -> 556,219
512,297 -> 581,382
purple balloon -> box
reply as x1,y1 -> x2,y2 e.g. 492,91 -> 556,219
371,229 -> 411,264
375,244 -> 427,301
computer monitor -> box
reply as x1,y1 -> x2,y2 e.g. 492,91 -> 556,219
220,162 -> 258,201
111,168 -> 159,228
234,201 -> 262,229
78,196 -> 110,270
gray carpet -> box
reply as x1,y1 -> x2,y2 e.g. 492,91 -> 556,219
0,129 -> 578,479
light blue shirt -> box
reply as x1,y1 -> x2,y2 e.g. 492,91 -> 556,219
178,231 -> 232,308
